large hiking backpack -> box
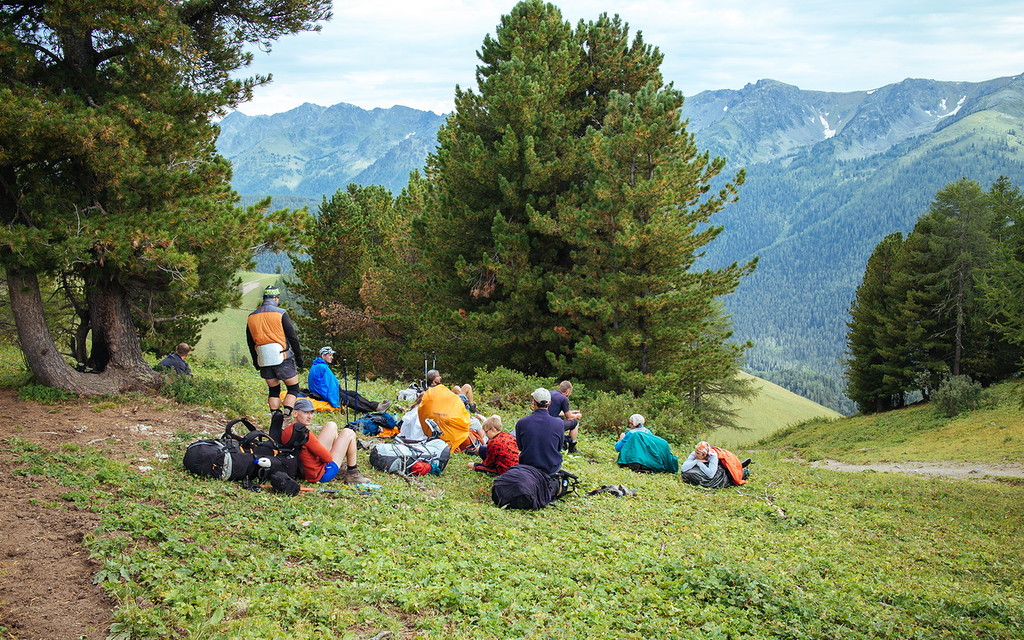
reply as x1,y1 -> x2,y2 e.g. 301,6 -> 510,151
491,465 -> 580,510
182,417 -> 305,489
369,436 -> 451,475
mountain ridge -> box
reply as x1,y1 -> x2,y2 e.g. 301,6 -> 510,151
217,73 -> 1024,413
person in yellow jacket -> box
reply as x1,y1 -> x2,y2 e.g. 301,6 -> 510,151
417,369 -> 474,452
246,285 -> 303,415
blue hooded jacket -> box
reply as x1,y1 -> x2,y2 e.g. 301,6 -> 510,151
307,357 -> 340,408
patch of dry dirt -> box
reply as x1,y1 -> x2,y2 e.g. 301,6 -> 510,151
808,458 -> 1024,479
0,390 -> 226,640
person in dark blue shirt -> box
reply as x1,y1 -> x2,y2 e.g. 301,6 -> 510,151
156,343 -> 192,376
547,380 -> 582,453
516,388 -> 571,475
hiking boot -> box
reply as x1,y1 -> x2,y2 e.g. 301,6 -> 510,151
377,399 -> 393,413
567,440 -> 578,454
741,458 -> 752,468
344,467 -> 371,484
468,402 -> 477,413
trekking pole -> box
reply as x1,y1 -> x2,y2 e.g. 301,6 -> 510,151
355,359 -> 361,417
260,485 -> 339,494
343,357 -> 349,425
431,351 -> 436,371
423,352 -> 428,390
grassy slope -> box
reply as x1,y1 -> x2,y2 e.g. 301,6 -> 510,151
711,371 -> 843,448
6,354 -> 1024,638
759,381 -> 1024,465
193,271 -> 283,363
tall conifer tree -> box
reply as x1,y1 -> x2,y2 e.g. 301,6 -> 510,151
0,0 -> 329,393
845,233 -> 906,413
417,1 -> 751,412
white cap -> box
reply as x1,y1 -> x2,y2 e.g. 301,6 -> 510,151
531,388 -> 551,404
629,413 -> 645,427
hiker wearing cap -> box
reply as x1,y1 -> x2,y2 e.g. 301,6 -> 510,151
155,343 -> 192,376
307,347 -> 393,413
246,285 -> 303,415
548,380 -> 582,453
614,414 -> 678,474
679,441 -> 750,488
281,397 -> 371,484
514,388 -> 570,475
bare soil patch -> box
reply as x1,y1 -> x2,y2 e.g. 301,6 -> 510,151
808,458 -> 1024,479
0,390 -> 224,640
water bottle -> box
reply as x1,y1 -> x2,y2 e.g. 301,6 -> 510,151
353,483 -> 382,491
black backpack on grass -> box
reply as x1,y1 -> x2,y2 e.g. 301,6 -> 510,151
182,416 -> 306,494
491,465 -> 580,510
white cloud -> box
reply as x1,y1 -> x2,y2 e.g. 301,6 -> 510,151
234,0 -> 1024,115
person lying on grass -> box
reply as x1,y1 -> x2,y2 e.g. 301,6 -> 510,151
679,441 -> 750,488
282,397 -> 371,484
468,415 -> 520,475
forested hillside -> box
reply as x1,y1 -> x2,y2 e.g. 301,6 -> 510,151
219,74 -> 1024,414
686,75 -> 1024,413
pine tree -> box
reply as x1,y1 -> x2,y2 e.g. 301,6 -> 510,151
873,178 -> 1022,398
845,232 -> 906,413
980,177 -> 1024,354
416,1 -> 752,409
292,177 -> 428,375
0,0 -> 328,393
416,0 -> 585,376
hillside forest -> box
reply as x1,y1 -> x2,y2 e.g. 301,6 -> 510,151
845,177 -> 1024,414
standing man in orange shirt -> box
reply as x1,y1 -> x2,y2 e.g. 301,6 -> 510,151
246,285 -> 304,415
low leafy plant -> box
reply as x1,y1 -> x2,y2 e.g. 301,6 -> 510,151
933,374 -> 982,417
18,383 -> 77,404
471,365 -> 554,410
160,372 -> 248,415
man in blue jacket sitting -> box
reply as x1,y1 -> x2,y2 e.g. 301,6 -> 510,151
307,347 -> 392,414
515,388 -> 573,475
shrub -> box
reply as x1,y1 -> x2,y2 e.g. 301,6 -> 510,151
160,373 -> 248,415
18,384 -> 77,404
582,390 -> 636,436
933,375 -> 982,417
471,366 -> 554,411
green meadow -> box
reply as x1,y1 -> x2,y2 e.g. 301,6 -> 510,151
6,350 -> 1023,639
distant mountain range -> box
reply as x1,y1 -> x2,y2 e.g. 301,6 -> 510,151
217,73 -> 1024,413
217,102 -> 446,198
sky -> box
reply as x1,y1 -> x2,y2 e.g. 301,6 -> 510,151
235,0 -> 1024,116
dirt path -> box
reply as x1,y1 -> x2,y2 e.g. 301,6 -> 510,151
0,390 -> 225,640
808,458 -> 1024,479
241,278 -> 265,295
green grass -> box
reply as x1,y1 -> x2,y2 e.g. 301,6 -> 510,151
711,371 -> 843,448
759,380 -> 1024,465
7,354 -> 1024,638
15,437 -> 1024,640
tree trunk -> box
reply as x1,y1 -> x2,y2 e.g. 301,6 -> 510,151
7,267 -> 159,394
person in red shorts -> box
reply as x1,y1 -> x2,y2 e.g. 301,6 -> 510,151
282,398 -> 371,484
468,415 -> 520,475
